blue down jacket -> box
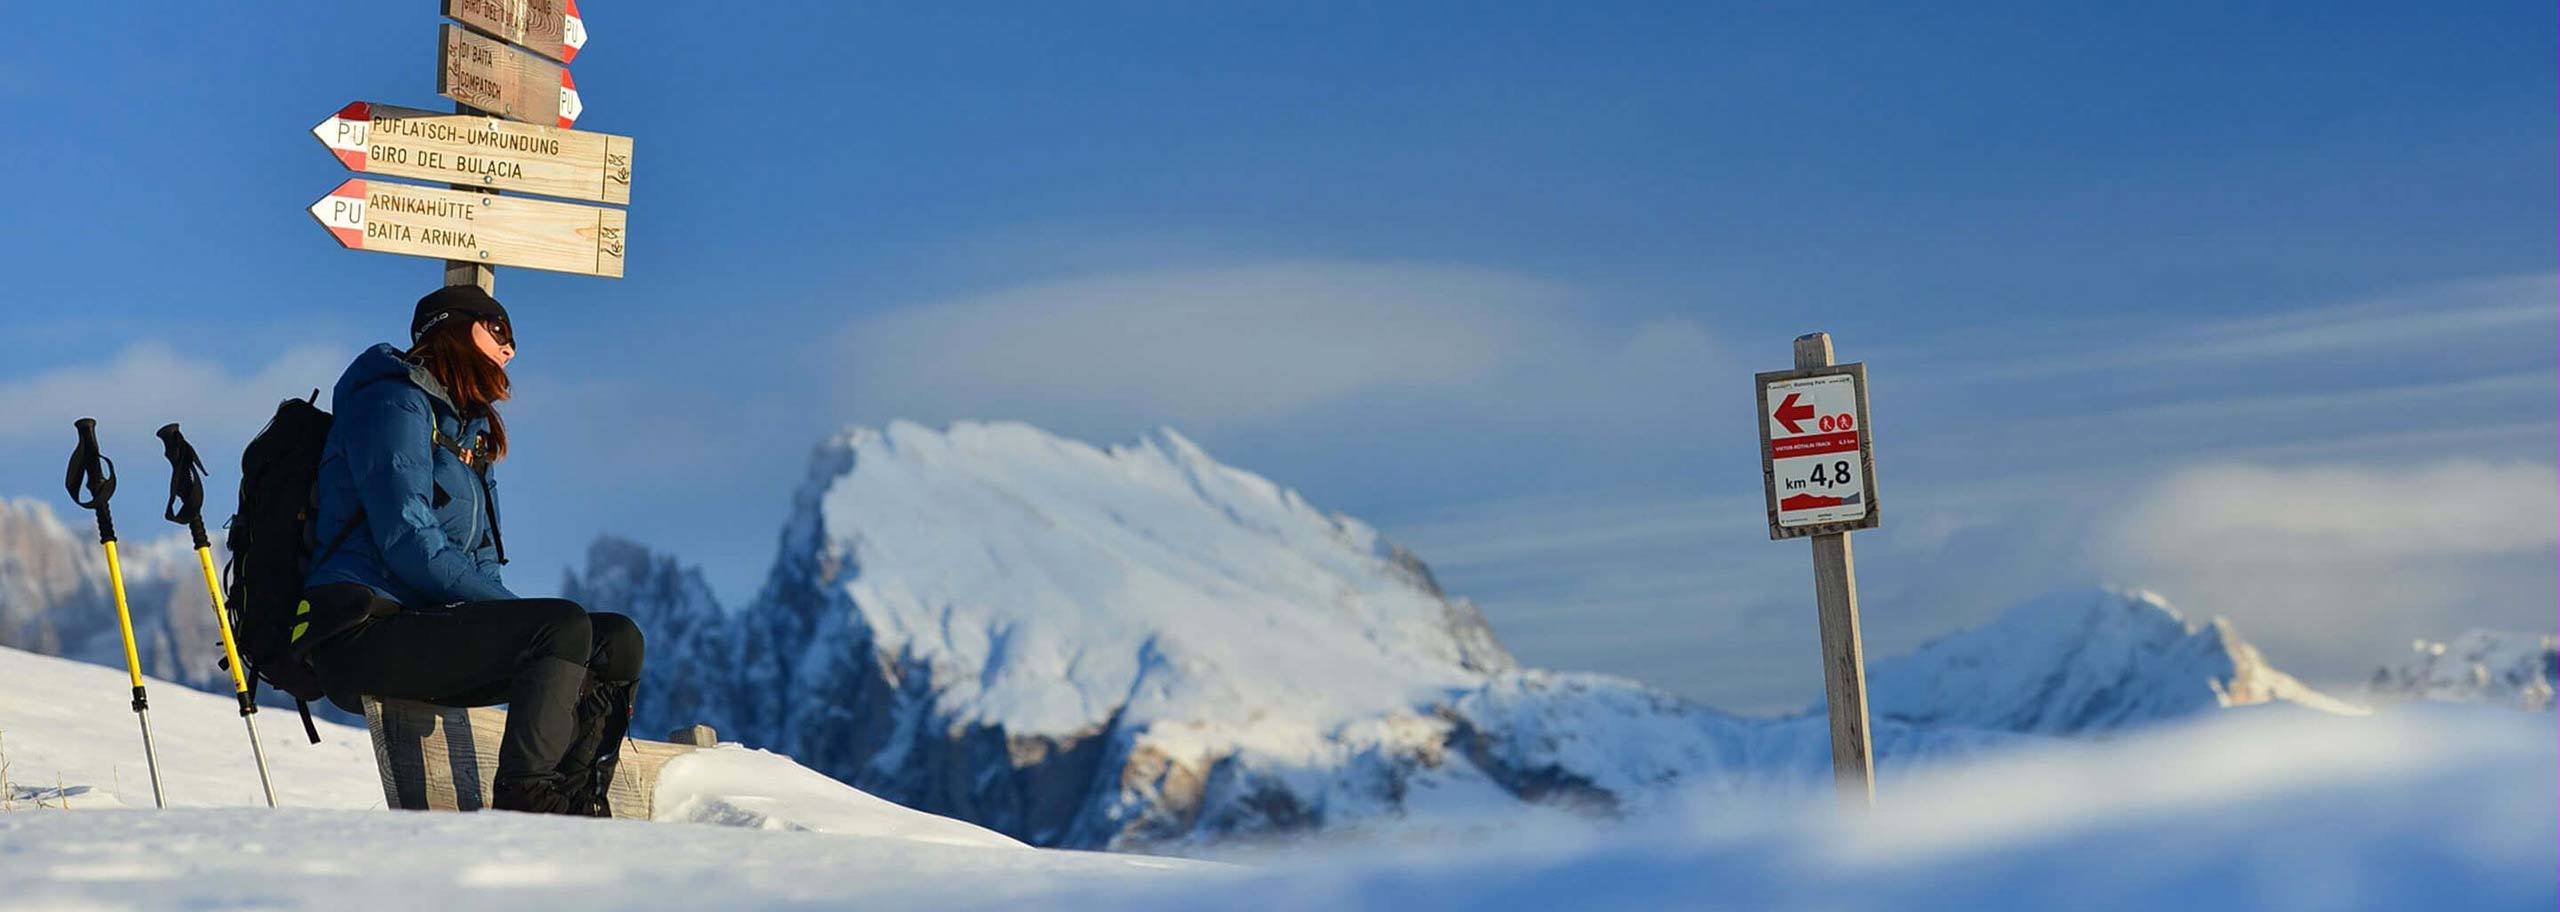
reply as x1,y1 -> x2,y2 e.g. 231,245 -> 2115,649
303,343 -> 515,608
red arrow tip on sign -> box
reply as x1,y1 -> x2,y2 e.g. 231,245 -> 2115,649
1774,392 -> 1815,434
563,0 -> 586,62
308,180 -> 369,249
558,71 -> 581,128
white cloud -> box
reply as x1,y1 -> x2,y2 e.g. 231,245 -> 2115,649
1959,272 -> 2558,382
2093,460 -> 2558,683
835,261 -> 1560,424
2104,461 -> 2556,563
2176,273 -> 2557,363
0,343 -> 345,447
831,260 -> 1731,436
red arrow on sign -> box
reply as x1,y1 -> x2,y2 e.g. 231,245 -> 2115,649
1774,392 -> 1816,434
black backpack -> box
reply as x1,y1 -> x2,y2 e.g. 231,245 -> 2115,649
223,394 -> 364,743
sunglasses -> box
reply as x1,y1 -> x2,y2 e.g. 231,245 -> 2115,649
480,317 -> 514,348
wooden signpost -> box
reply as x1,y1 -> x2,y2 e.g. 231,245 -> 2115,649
1754,332 -> 1880,808
443,0 -> 587,63
307,2 -> 627,289
313,102 -> 632,204
309,179 -> 627,278
439,23 -> 582,129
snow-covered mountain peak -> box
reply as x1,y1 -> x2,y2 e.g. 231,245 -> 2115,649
2367,629 -> 2557,710
1863,586 -> 2362,734
787,420 -> 1512,738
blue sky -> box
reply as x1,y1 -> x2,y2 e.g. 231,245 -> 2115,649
1,2 -> 2551,711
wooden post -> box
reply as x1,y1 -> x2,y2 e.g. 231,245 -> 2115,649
1794,331 -> 1875,807
362,696 -> 702,818
444,101 -> 496,294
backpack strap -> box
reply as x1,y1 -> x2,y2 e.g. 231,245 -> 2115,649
320,510 -> 365,562
296,698 -> 320,744
480,467 -> 507,565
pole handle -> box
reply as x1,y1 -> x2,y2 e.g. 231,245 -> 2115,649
65,417 -> 118,542
156,423 -> 211,549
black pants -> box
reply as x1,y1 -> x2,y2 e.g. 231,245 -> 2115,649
304,584 -> 644,790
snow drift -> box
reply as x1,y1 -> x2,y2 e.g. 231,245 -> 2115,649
7,638 -> 2545,911
0,645 -> 1222,910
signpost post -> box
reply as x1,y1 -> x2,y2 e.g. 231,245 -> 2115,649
1754,331 -> 1879,808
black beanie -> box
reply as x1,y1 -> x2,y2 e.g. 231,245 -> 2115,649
412,285 -> 510,345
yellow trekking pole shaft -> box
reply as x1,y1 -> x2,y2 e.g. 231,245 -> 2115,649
67,418 -> 167,809
195,548 -> 255,696
161,423 -> 278,807
102,542 -> 147,691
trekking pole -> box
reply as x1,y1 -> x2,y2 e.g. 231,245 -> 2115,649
64,418 -> 167,809
159,423 -> 278,808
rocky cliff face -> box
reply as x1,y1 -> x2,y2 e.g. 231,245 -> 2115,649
558,536 -> 744,741
0,498 -> 228,693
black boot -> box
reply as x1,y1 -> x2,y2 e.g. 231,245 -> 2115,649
491,775 -> 574,814
555,680 -> 635,817
489,655 -> 590,815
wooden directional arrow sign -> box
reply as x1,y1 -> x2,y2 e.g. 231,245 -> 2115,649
440,24 -> 581,128
309,179 -> 626,278
444,0 -> 587,64
313,102 -> 631,204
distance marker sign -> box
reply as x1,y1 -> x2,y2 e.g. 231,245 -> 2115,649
444,0 -> 587,64
313,102 -> 632,204
308,179 -> 625,278
1754,364 -> 1877,538
440,23 -> 581,128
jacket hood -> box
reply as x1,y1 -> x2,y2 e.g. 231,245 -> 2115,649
335,343 -> 460,414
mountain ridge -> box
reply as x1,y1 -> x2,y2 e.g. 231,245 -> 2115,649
569,420 -> 2361,849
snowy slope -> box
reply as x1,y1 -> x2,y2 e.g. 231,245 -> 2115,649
1861,587 -> 2364,734
2366,629 -> 2558,710
582,422 -> 2031,850
0,643 -> 1050,840
0,646 -> 381,810
0,641 -> 1226,909
7,675 -> 2548,911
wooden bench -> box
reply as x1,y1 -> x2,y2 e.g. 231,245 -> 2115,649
361,696 -> 715,819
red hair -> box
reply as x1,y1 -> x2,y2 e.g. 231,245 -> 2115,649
410,317 -> 511,463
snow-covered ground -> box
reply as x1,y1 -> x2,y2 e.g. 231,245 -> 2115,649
6,641 -> 2551,910
0,645 -> 1228,909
